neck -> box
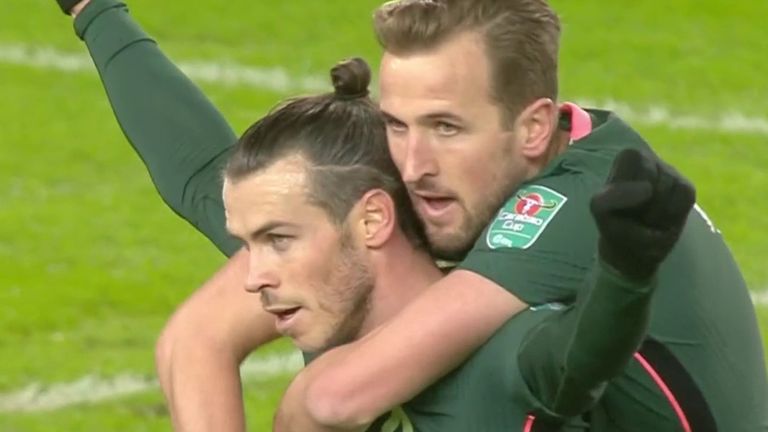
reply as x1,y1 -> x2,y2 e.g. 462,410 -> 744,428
526,127 -> 571,180
356,234 -> 443,338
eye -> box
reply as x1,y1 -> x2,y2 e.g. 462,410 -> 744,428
435,121 -> 460,137
385,117 -> 408,134
267,233 -> 293,252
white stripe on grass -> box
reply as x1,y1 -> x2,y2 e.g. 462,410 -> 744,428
2,42 -> 768,136
753,290 -> 768,307
0,291 -> 766,413
0,41 -> 767,413
0,352 -> 302,413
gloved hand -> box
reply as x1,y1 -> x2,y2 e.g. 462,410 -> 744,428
55,0 -> 83,15
590,148 -> 696,281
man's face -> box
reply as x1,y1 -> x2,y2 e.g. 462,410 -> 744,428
224,157 -> 374,353
380,31 -> 528,260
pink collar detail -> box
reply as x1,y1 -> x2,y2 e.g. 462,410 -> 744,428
560,102 -> 592,142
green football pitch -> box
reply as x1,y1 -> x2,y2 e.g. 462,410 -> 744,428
1,1 -> 766,430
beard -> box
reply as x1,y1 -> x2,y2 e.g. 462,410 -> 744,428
425,178 -> 520,262
313,228 -> 375,353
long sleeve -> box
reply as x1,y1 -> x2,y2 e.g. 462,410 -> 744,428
517,260 -> 656,419
74,0 -> 240,256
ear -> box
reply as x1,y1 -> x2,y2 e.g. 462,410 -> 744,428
353,189 -> 397,249
515,98 -> 558,160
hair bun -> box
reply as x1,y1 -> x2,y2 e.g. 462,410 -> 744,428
330,57 -> 371,100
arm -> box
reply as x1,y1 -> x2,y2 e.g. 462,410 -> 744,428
275,270 -> 526,430
519,148 -> 696,419
274,150 -> 695,430
156,248 -> 281,432
70,0 -> 240,256
63,2 -> 268,430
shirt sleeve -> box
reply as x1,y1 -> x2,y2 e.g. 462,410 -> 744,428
458,175 -> 600,305
73,0 -> 240,256
511,261 -> 656,419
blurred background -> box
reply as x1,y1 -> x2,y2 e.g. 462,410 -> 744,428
1,0 -> 766,430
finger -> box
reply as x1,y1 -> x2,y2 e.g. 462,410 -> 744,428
605,148 -> 658,184
591,181 -> 653,215
644,161 -> 697,228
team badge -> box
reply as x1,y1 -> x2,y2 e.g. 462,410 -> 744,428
486,185 -> 567,250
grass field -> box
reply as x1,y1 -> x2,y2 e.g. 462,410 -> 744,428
1,0 -> 767,430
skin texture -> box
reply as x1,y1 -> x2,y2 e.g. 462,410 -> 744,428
68,2 -> 563,429
274,31 -> 567,430
70,0 -> 90,16
380,32 -> 527,260
155,247 -> 280,432
223,157 -> 376,353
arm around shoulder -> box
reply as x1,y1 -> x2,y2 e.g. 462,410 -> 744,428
157,248 -> 281,432
276,270 -> 527,429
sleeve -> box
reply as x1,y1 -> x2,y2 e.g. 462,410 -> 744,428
73,0 -> 240,256
457,177 -> 599,305
512,260 -> 656,419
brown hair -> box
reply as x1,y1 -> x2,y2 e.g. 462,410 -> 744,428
225,58 -> 426,248
374,0 -> 561,123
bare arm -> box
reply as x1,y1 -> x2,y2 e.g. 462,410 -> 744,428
157,248 -> 281,432
275,270 -> 525,430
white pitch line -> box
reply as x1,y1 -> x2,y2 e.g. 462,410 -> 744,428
0,40 -> 767,412
2,42 -> 768,136
0,352 -> 301,413
0,290 -> 766,413
752,290 -> 768,307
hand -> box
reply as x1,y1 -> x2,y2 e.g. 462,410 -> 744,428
56,0 -> 90,16
590,148 -> 696,281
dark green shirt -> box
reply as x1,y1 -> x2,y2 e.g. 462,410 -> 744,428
74,3 -> 768,430
375,306 -> 587,432
461,109 -> 768,431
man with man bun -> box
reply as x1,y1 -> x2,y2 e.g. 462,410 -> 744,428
56,0 -> 767,431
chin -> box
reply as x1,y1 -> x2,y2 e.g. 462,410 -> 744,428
426,229 -> 474,261
292,338 -> 323,354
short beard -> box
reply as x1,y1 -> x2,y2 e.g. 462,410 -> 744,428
315,228 -> 375,353
426,180 -> 519,262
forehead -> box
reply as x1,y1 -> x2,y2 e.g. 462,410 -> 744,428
223,157 -> 330,234
378,31 -> 493,115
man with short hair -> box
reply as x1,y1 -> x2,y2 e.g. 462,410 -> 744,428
220,56 -> 695,431
58,0 -> 768,430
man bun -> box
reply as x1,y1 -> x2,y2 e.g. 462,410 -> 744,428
331,57 -> 371,100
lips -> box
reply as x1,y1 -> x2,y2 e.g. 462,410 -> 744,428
264,306 -> 302,333
412,192 -> 458,222
274,307 -> 300,321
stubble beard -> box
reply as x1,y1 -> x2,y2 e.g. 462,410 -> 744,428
314,232 -> 375,353
426,179 -> 520,262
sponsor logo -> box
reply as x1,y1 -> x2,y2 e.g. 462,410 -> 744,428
486,185 -> 567,250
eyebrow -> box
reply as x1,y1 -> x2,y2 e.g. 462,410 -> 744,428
228,221 -> 298,242
380,109 -> 464,126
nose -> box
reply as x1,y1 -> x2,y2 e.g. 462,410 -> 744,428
398,131 -> 438,184
244,253 -> 279,294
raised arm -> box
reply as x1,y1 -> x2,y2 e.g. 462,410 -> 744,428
60,1 -> 271,430
518,149 -> 695,420
69,0 -> 239,256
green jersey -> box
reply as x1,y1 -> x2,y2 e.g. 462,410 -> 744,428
74,2 -> 767,430
461,106 -> 768,431
372,306 -> 586,432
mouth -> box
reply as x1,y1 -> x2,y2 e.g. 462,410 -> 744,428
266,306 -> 302,332
413,193 -> 458,221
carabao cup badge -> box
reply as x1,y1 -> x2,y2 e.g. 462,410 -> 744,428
486,185 -> 567,250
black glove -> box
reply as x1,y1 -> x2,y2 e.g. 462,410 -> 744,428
56,0 -> 82,15
590,148 -> 696,281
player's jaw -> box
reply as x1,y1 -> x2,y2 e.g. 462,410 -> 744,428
259,244 -> 375,354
